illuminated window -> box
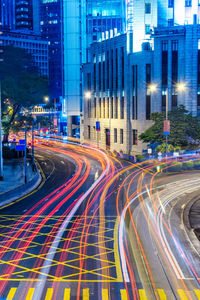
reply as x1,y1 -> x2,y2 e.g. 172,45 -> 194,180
145,3 -> 151,14
185,0 -> 192,7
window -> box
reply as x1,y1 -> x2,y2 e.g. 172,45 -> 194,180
88,126 -> 91,139
114,128 -> 117,143
145,3 -> 151,14
107,51 -> 109,89
197,94 -> 200,106
121,97 -> 124,119
103,98 -> 105,118
94,60 -> 96,91
172,41 -> 178,84
146,95 -> 151,120
99,62 -> 101,91
168,0 -> 174,7
162,41 -> 168,85
115,97 -> 118,119
145,24 -> 151,35
185,0 -> 192,7
172,95 -> 177,109
120,129 -> 123,144
99,98 -> 101,118
94,98 -> 96,118
132,130 -> 138,145
116,49 -> 118,90
132,65 -> 138,120
146,64 -> 151,84
111,50 -> 114,91
111,97 -> 114,118
87,73 -> 91,90
107,98 -> 109,118
198,49 -> 200,85
121,47 -> 124,89
168,19 -> 174,26
103,61 -> 105,91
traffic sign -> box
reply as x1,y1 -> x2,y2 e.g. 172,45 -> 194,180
163,120 -> 170,135
19,139 -> 25,145
148,148 -> 152,154
15,145 -> 25,151
96,121 -> 100,131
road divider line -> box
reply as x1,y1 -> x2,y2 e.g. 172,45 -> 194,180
120,289 -> 128,300
83,288 -> 89,300
6,288 -> 17,300
63,289 -> 70,300
177,289 -> 189,300
157,289 -> 167,300
139,289 -> 148,300
114,218 -> 123,282
102,289 -> 108,300
44,288 -> 53,300
25,288 -> 35,300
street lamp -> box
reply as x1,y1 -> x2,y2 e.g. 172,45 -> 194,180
44,96 -> 49,103
85,91 -> 92,100
177,83 -> 186,92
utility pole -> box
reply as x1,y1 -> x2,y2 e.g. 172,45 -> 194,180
0,81 -> 3,180
24,122 -> 27,184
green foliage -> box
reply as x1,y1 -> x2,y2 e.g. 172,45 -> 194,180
156,143 -> 174,153
0,46 -> 48,139
139,106 -> 200,147
136,155 -> 145,161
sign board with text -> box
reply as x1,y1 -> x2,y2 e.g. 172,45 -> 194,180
96,121 -> 100,132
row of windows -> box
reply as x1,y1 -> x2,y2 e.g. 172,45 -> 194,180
87,126 -> 138,145
87,97 -> 124,119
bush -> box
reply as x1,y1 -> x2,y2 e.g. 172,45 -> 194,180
136,155 -> 145,161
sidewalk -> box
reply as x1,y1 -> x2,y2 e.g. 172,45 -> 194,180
0,158 -> 36,194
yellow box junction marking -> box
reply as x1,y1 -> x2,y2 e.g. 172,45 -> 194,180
0,215 -> 122,282
25,288 -> 35,300
63,288 -> 70,300
83,288 -> 89,300
177,289 -> 189,300
102,289 -> 109,300
157,289 -> 167,300
120,289 -> 128,300
6,288 -> 17,300
44,288 -> 53,300
194,290 -> 200,300
139,289 -> 148,300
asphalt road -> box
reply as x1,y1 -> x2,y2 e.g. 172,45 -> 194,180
1,140 -> 200,300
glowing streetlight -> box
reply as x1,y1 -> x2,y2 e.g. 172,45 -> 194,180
44,96 -> 49,103
177,83 -> 186,92
149,84 -> 157,93
85,91 -> 91,99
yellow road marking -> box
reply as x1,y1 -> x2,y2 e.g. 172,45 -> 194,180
120,289 -> 128,300
83,288 -> 89,300
194,290 -> 200,299
44,288 -> 53,300
26,288 -> 35,300
114,218 -> 123,281
6,288 -> 17,300
139,289 -> 148,300
177,290 -> 188,300
102,289 -> 108,300
63,288 -> 70,300
157,289 -> 167,300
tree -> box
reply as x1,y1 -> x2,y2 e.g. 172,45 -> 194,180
139,106 -> 200,148
0,46 -> 48,141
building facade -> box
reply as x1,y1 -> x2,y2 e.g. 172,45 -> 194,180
40,0 -> 63,99
1,30 -> 49,77
82,24 -> 200,154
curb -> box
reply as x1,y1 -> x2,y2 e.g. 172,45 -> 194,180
0,163 -> 42,208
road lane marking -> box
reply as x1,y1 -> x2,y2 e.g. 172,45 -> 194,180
194,290 -> 200,299
102,289 -> 108,300
157,289 -> 167,300
83,288 -> 89,300
26,288 -> 35,300
114,218 -> 123,281
177,289 -> 188,300
6,288 -> 17,300
139,289 -> 148,300
44,288 -> 53,300
120,289 -> 128,300
63,289 -> 70,300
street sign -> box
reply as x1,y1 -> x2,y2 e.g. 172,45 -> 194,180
173,152 -> 179,157
19,139 -> 25,145
148,148 -> 152,154
15,145 -> 25,151
158,152 -> 162,156
96,121 -> 100,132
163,120 -> 170,135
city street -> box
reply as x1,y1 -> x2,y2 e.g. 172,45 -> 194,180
0,139 -> 200,299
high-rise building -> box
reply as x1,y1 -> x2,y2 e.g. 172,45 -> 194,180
0,0 -> 40,32
62,0 -> 126,136
40,0 -> 63,99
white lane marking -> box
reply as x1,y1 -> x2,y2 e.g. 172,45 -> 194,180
33,146 -> 110,300
61,161 -> 65,165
